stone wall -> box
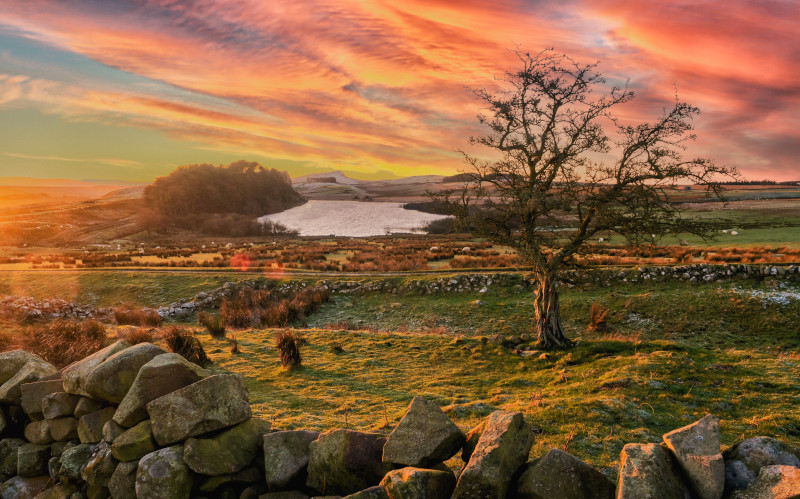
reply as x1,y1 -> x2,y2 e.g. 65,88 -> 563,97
2,347 -> 799,498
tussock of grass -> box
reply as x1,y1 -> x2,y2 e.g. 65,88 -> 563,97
199,328 -> 800,476
19,319 -> 107,368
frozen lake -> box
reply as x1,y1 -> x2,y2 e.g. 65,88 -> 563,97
258,200 -> 450,237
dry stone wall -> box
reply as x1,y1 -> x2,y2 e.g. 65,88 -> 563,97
1,348 -> 799,498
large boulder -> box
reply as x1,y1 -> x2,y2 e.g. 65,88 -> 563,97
516,448 -> 615,499
62,341 -> 130,397
113,353 -> 211,428
81,441 -> 117,487
663,415 -> 724,499
723,437 -> 800,493
731,465 -> 800,499
17,443 -> 50,477
48,417 -> 79,441
452,411 -> 534,499
146,374 -> 251,446
108,461 -> 138,499
111,420 -> 157,462
461,419 -> 486,463
84,343 -> 167,404
78,407 -> 117,444
306,429 -> 391,495
42,392 -> 82,420
0,351 -> 48,385
382,397 -> 465,468
135,446 -> 193,499
24,421 -> 53,445
0,475 -> 50,499
183,418 -> 270,475
380,467 -> 456,499
263,430 -> 320,490
617,442 -> 691,498
0,355 -> 57,404
20,379 -> 64,420
57,443 -> 94,482
0,438 -> 26,476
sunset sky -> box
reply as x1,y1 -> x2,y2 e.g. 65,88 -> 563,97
0,0 -> 797,183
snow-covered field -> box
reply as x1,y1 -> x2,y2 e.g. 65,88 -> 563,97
258,200 -> 450,237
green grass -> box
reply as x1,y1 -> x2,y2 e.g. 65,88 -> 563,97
198,328 -> 800,477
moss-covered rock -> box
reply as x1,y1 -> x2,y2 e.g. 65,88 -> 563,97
62,341 -> 130,397
306,429 -> 390,496
111,420 -> 157,462
183,418 -> 270,476
135,446 -> 193,499
263,430 -> 320,490
78,407 -> 117,444
380,467 -> 456,499
516,448 -> 614,499
84,343 -> 166,404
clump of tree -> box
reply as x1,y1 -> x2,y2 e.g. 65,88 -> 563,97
434,49 -> 736,349
142,160 -> 305,235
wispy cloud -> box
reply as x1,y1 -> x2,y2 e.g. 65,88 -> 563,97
5,152 -> 143,169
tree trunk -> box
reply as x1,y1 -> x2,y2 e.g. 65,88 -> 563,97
534,275 -> 573,349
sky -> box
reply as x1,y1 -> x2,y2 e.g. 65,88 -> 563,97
0,0 -> 797,183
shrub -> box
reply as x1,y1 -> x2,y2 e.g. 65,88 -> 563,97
275,330 -> 304,369
113,304 -> 162,327
118,327 -> 155,345
163,327 -> 212,367
588,302 -> 609,333
198,311 -> 226,337
21,320 -> 107,368
0,330 -> 14,352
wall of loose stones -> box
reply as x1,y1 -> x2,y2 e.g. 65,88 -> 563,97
2,347 -> 799,498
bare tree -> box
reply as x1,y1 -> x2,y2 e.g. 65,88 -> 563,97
435,49 -> 736,349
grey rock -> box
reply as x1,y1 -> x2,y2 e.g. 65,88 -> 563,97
0,356 -> 58,404
78,408 -> 117,444
113,353 -> 210,428
84,343 -> 166,404
135,446 -> 193,499
33,483 -> 80,498
111,420 -> 156,462
452,411 -> 533,499
58,443 -> 94,482
306,429 -> 391,495
382,397 -> 465,467
74,398 -> 104,419
617,442 -> 691,499
0,350 -> 46,385
0,438 -> 26,475
17,443 -> 50,477
341,486 -> 389,499
25,420 -> 54,445
43,392 -> 82,420
0,475 -> 50,499
516,448 -> 615,499
81,441 -> 116,487
108,461 -> 138,499
731,465 -> 800,499
263,430 -> 320,490
146,374 -> 251,446
102,420 -> 126,443
49,418 -> 80,441
20,379 -> 64,419
380,467 -> 456,498
183,418 -> 270,475
663,415 -> 724,499
461,419 -> 486,463
62,341 -> 130,397
723,436 -> 800,493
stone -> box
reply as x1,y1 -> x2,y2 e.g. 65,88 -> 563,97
84,343 -> 166,404
111,420 -> 157,462
113,353 -> 210,428
43,393 -> 82,420
196,466 -> 262,492
263,430 -> 320,490
0,475 -> 50,499
51,440 -> 75,458
0,407 -> 5,436
135,446 -> 193,499
74,398 -> 105,419
108,461 -> 138,499
257,492 -> 309,499
380,467 -> 456,498
0,356 -> 58,404
723,436 -> 800,493
461,419 -> 486,463
78,408 -> 117,444
102,420 -> 126,443
617,442 -> 690,499
62,341 -> 130,397
49,418 -> 80,441
17,443 -> 51,477
86,482 -> 110,499
516,448 -> 615,499
25,421 -> 54,445
0,438 -> 26,476
0,351 -> 47,385
663,415 -> 724,499
81,442 -> 117,487
20,379 -> 64,419
306,429 -> 391,495
34,483 -> 80,498
382,397 -> 465,468
183,418 -> 270,475
452,411 -> 534,499
57,443 -> 94,482
341,486 -> 389,499
731,465 -> 800,499
146,374 -> 251,446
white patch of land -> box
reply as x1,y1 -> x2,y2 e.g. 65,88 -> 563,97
259,200 -> 450,237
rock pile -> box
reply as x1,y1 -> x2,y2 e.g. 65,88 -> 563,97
2,348 -> 799,498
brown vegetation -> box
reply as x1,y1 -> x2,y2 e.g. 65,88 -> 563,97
163,326 -> 211,366
113,304 -> 162,327
19,320 -> 107,368
275,330 -> 304,369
